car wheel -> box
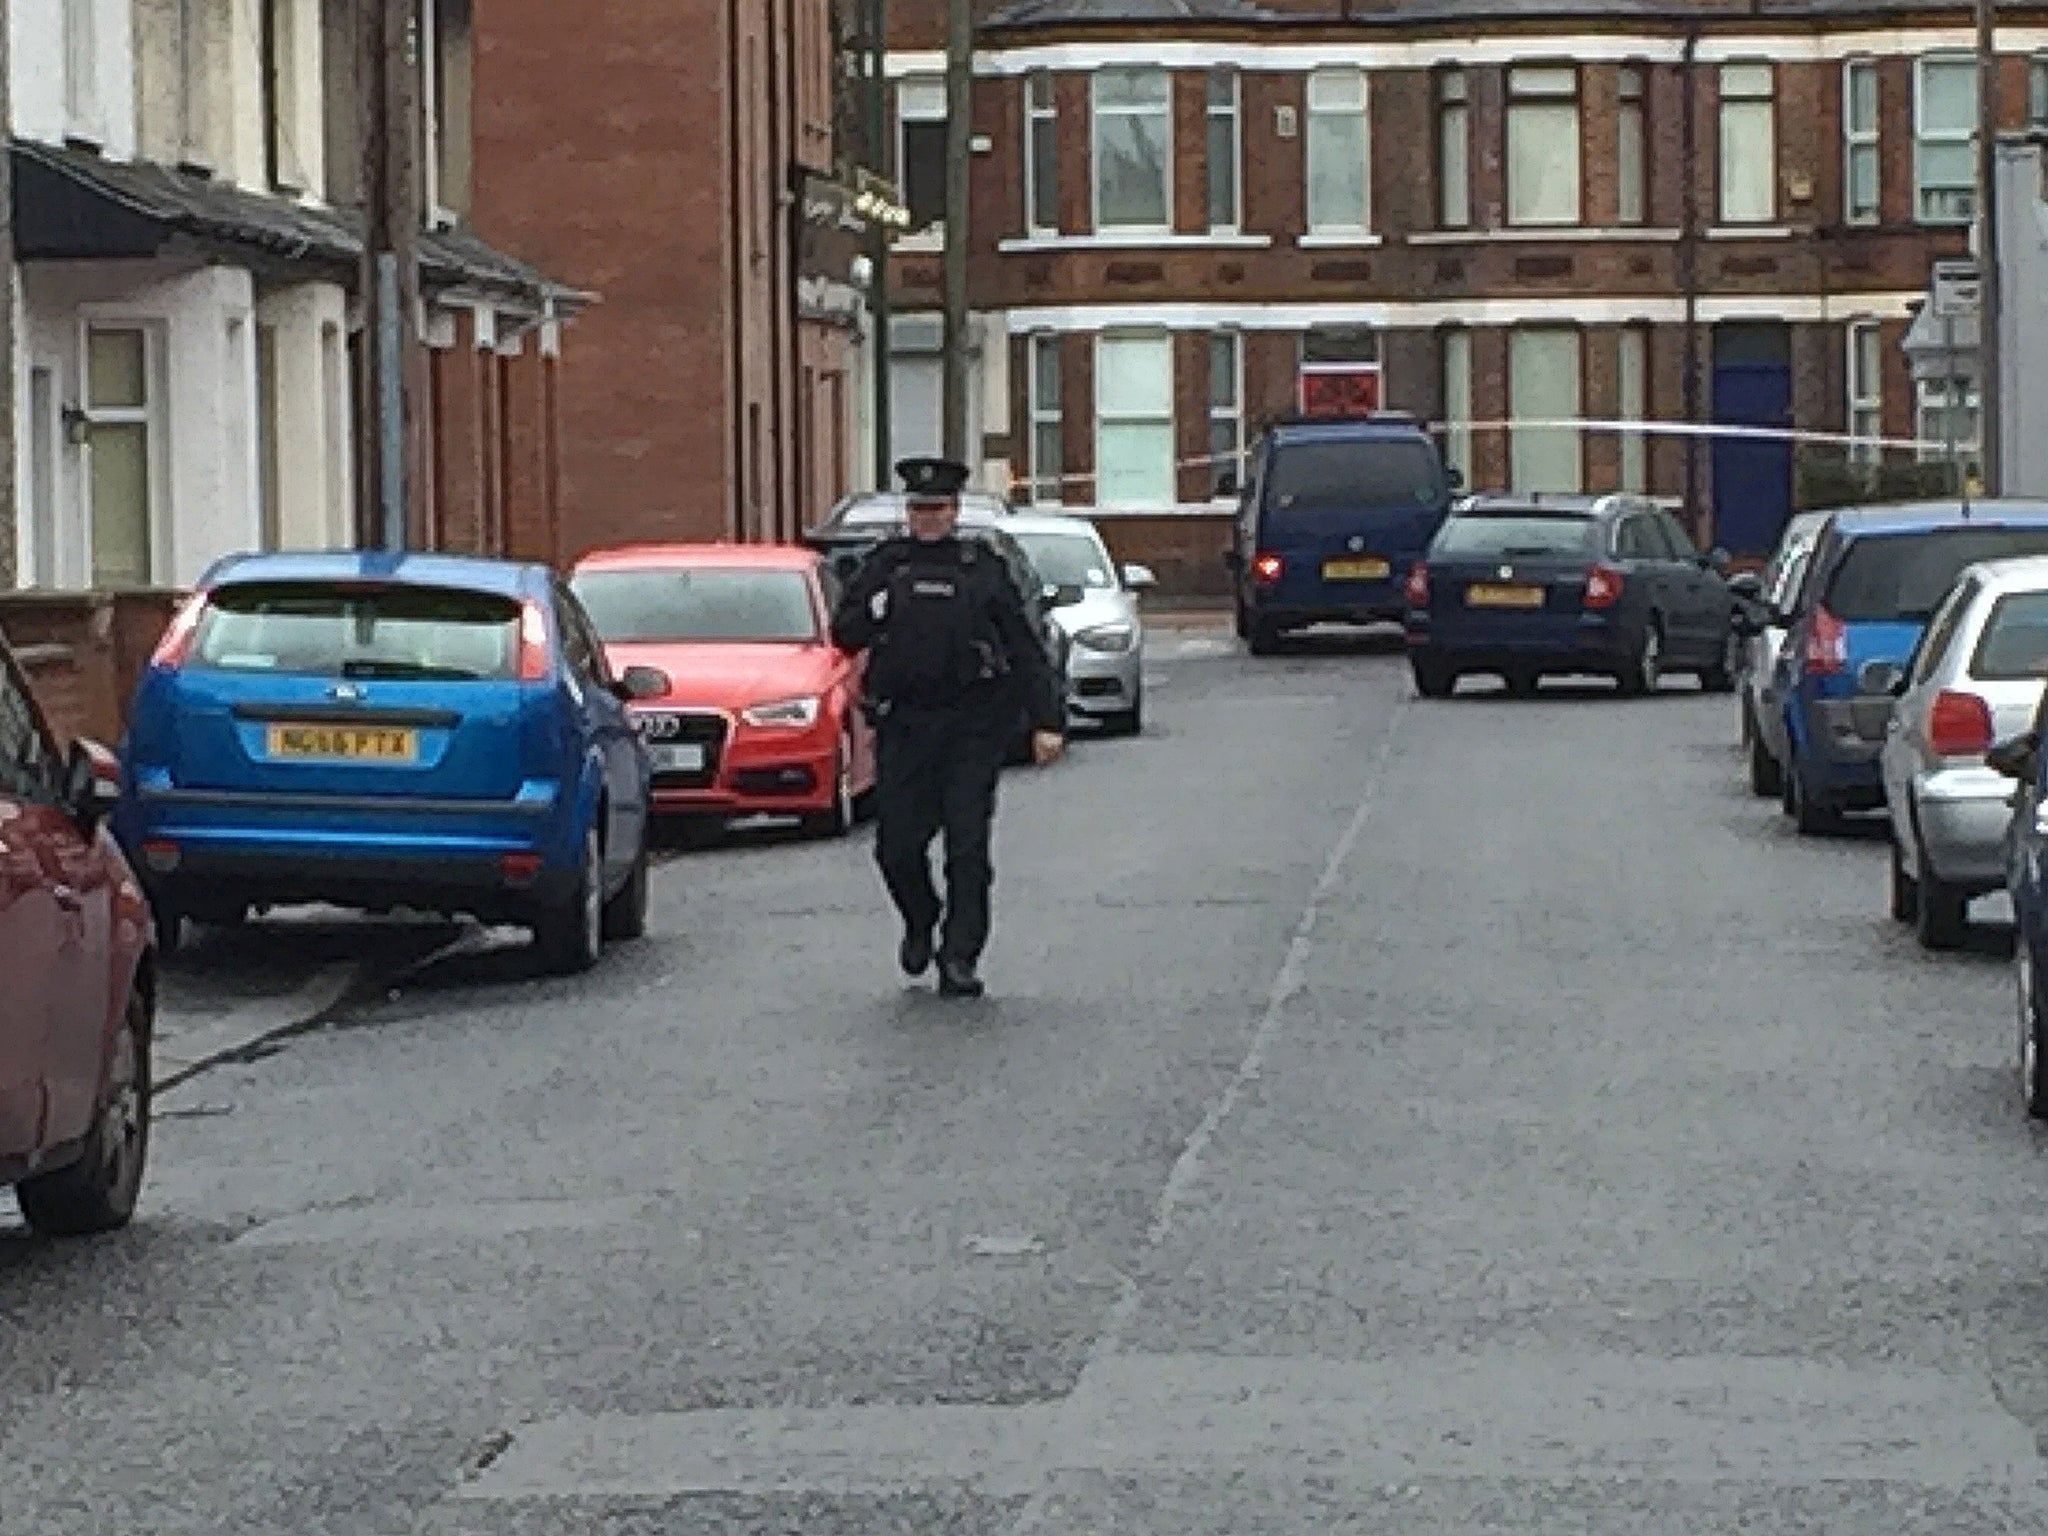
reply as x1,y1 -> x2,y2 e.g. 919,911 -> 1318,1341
1505,667 -> 1539,699
802,734 -> 859,838
1914,858 -> 1969,951
535,826 -> 604,975
2019,942 -> 2048,1119
1247,617 -> 1284,657
1790,769 -> 1843,836
1748,713 -> 1784,798
1105,685 -> 1144,737
1617,622 -> 1663,697
1889,835 -> 1920,923
17,979 -> 151,1237
601,833 -> 650,941
1412,657 -> 1456,699
1700,630 -> 1740,694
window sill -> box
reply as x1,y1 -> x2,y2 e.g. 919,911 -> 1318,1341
1409,227 -> 1682,244
997,232 -> 1274,253
1297,232 -> 1384,249
1706,224 -> 1796,239
894,230 -> 945,253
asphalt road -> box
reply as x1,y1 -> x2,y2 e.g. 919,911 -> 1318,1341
6,629 -> 2048,1534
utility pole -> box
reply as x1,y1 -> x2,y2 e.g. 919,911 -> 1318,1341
358,0 -> 422,550
940,0 -> 972,465
1975,0 -> 2002,496
866,0 -> 892,488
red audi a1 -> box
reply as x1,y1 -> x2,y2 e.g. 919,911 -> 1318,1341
0,635 -> 154,1236
569,545 -> 878,837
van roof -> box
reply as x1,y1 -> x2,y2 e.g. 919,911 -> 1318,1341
1265,412 -> 1431,442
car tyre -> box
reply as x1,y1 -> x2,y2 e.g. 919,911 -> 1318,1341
1412,657 -> 1456,699
1889,835 -> 1920,923
2019,943 -> 2048,1119
1617,622 -> 1663,697
1789,768 -> 1843,836
1914,862 -> 1969,951
1505,667 -> 1539,699
1247,617 -> 1284,657
16,979 -> 151,1237
601,834 -> 650,941
536,826 -> 605,975
802,734 -> 859,837
1107,685 -> 1144,737
1747,712 -> 1783,798
1700,630 -> 1740,694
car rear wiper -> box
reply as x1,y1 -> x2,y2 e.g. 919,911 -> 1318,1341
1500,545 -> 1572,557
339,659 -> 485,681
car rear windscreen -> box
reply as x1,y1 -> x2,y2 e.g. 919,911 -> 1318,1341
1971,590 -> 2048,679
1266,439 -> 1444,516
1432,515 -> 1599,559
1825,527 -> 2048,622
191,583 -> 522,679
572,568 -> 819,643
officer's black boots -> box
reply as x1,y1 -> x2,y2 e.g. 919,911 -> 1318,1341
899,924 -> 936,978
937,956 -> 985,999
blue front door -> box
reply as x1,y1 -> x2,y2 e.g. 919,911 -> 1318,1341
1712,325 -> 1794,559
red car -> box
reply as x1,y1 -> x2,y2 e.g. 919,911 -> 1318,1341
0,637 -> 154,1236
570,544 -> 878,835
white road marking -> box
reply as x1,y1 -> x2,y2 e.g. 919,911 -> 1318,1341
459,1350 -> 2043,1501
234,1195 -> 652,1249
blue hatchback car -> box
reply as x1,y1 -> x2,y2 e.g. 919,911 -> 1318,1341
1772,502 -> 2048,834
1227,414 -> 1458,653
115,552 -> 660,973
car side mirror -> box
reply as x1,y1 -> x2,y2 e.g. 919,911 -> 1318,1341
1122,563 -> 1157,592
63,738 -> 120,829
1989,733 -> 2040,781
614,665 -> 671,702
1727,573 -> 1763,601
1857,659 -> 1907,698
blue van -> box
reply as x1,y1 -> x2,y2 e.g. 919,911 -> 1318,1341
1226,414 -> 1458,653
1773,501 -> 2048,834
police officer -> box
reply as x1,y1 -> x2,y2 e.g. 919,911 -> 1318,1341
830,457 -> 1065,998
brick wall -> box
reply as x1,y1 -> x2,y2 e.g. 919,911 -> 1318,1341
0,592 -> 183,748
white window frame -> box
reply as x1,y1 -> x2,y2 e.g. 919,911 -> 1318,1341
1618,327 -> 1648,492
1844,59 -> 1881,227
1914,53 -> 1978,226
1208,330 -> 1243,499
1027,332 -> 1062,504
1441,329 -> 1473,488
1617,65 -> 1646,227
1025,69 -> 1059,237
1437,70 -> 1470,230
1506,65 -> 1582,228
1094,332 -> 1176,509
1207,68 -> 1242,234
2031,54 -> 2048,129
1718,62 -> 1777,226
897,75 -> 948,244
1092,67 -> 1173,234
1306,67 -> 1372,234
1847,320 -> 1883,463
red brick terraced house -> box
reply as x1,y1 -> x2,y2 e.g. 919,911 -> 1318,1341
880,0 -> 2048,589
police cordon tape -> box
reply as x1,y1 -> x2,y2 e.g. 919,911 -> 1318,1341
1000,416 -> 1969,493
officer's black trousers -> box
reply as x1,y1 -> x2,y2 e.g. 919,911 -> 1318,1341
873,708 -> 1007,965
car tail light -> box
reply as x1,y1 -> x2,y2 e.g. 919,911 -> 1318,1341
1927,689 -> 1994,758
1583,564 -> 1625,609
500,851 -> 543,886
150,594 -> 207,669
1404,563 -> 1430,606
141,839 -> 180,873
515,601 -> 551,681
1251,553 -> 1283,584
1803,604 -> 1848,674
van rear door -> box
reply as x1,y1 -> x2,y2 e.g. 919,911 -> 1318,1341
1258,436 -> 1449,604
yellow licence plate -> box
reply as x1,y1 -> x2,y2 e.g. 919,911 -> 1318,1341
266,724 -> 419,762
1466,583 -> 1547,609
1323,557 -> 1391,581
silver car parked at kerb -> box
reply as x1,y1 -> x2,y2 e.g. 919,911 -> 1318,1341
1003,512 -> 1156,735
1877,555 -> 2048,949
1737,510 -> 1830,798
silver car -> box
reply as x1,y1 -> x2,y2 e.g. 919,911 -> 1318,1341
1003,513 -> 1155,735
1878,555 -> 2048,948
1738,510 -> 1830,798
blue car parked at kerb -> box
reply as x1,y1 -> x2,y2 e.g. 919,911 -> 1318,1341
1772,501 -> 2048,835
115,552 -> 662,973
1226,413 -> 1459,653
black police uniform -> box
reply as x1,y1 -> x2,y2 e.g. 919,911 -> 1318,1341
830,458 -> 1063,995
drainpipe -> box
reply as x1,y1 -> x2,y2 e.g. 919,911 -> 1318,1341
1679,23 -> 1702,530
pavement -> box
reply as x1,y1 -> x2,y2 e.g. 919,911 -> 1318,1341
8,619 -> 2048,1533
